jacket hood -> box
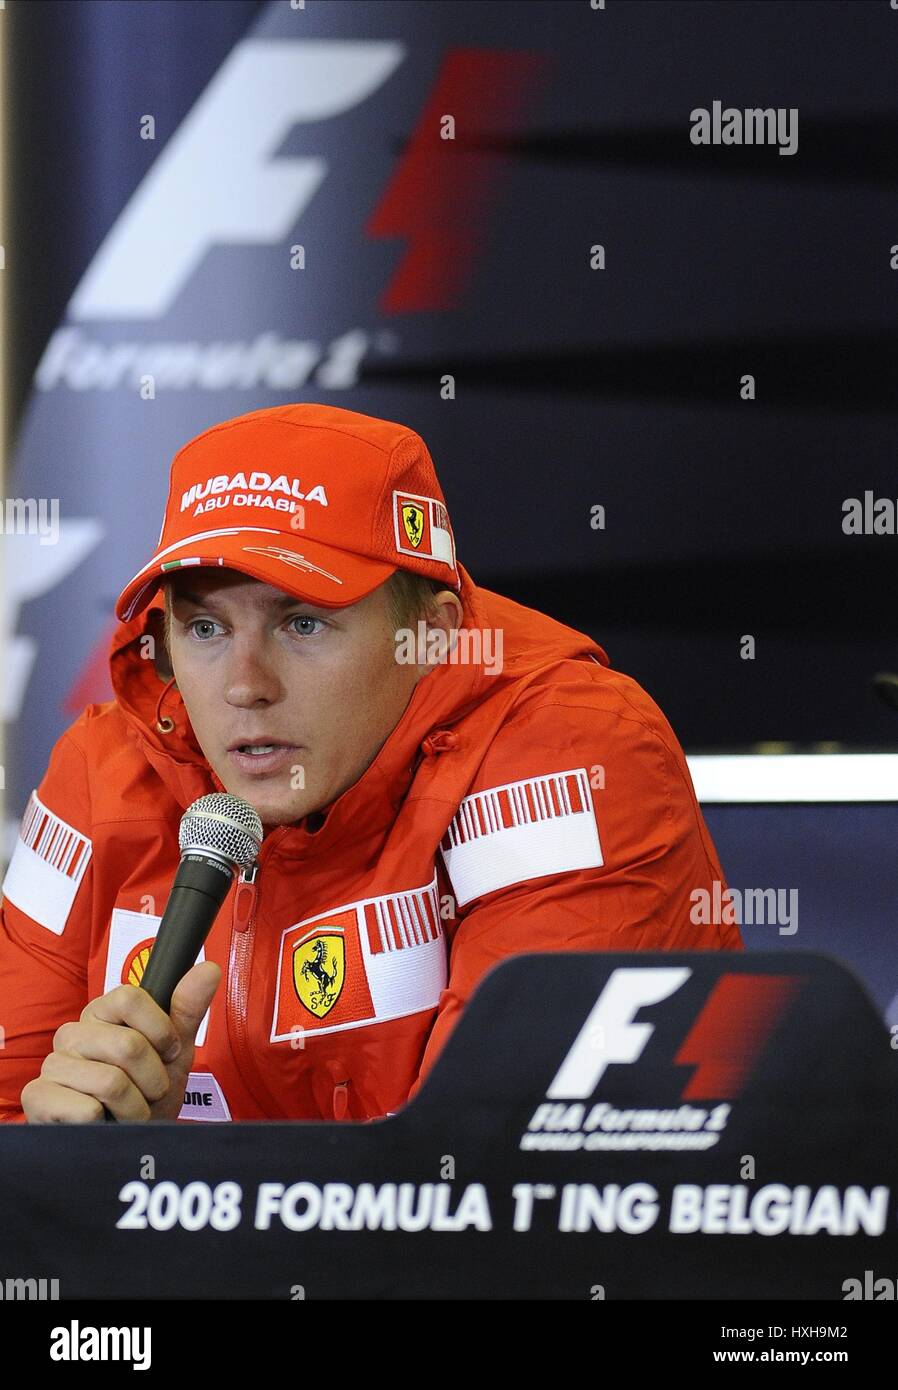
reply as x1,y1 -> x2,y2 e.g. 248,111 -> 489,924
107,562 -> 609,853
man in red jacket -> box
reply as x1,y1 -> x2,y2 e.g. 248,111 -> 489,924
0,403 -> 742,1125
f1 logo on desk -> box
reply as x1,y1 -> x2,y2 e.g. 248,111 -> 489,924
547,967 -> 801,1102
521,967 -> 803,1153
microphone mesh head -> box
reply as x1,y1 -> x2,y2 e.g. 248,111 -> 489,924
179,793 -> 263,869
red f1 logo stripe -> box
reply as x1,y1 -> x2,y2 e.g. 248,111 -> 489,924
675,974 -> 801,1100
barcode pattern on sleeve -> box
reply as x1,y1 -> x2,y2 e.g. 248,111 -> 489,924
440,767 -> 603,908
1,791 -> 92,935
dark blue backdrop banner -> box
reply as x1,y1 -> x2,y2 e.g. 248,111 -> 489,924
5,0 -> 898,1009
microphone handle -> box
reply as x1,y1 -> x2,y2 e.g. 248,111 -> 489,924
102,853 -> 235,1124
139,853 -> 234,1011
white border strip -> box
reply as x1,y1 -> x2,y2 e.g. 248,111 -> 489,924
687,754 -> 898,804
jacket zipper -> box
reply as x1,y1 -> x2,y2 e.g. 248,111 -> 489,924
332,1080 -> 350,1121
226,834 -> 288,1118
226,832 -> 352,1120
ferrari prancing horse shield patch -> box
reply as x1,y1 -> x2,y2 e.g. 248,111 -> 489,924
293,932 -> 345,1018
270,880 -> 447,1042
401,503 -> 424,549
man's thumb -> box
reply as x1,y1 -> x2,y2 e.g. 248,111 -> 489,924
168,960 -> 222,1050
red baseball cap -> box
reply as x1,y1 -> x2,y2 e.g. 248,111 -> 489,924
115,402 -> 460,622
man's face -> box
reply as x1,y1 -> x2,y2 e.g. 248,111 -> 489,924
166,568 -> 424,832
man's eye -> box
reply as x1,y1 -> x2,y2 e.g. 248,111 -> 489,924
186,618 -> 222,640
289,615 -> 326,637
181,615 -> 325,640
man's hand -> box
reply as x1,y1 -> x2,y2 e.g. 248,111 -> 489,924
20,961 -> 221,1123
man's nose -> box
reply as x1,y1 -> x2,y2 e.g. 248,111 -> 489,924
223,637 -> 283,707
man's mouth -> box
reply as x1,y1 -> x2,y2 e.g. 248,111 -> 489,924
227,740 -> 303,777
227,738 -> 297,753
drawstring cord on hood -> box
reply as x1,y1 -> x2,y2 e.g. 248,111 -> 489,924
411,728 -> 459,778
421,729 -> 458,757
154,676 -> 178,735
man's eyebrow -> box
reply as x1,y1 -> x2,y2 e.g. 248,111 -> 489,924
172,589 -> 319,613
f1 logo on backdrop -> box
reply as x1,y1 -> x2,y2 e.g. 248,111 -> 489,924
546,967 -> 801,1102
70,40 -> 406,319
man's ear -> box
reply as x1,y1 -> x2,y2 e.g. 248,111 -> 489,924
432,590 -> 463,633
431,591 -> 463,652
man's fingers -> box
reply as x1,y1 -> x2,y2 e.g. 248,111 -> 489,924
81,983 -> 180,1062
21,1077 -> 106,1125
37,1054 -> 152,1122
168,961 -> 222,1048
52,1020 -> 171,1103
25,961 -> 224,1125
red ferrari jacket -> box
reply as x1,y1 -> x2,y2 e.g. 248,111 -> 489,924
0,562 -> 742,1123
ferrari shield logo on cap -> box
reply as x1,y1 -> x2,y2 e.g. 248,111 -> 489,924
401,503 -> 424,549
393,490 -> 456,568
293,932 -> 345,1018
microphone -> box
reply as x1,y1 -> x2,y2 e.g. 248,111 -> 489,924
139,792 -> 263,1011
103,793 -> 262,1124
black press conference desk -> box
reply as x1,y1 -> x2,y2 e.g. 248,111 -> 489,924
0,952 -> 895,1299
